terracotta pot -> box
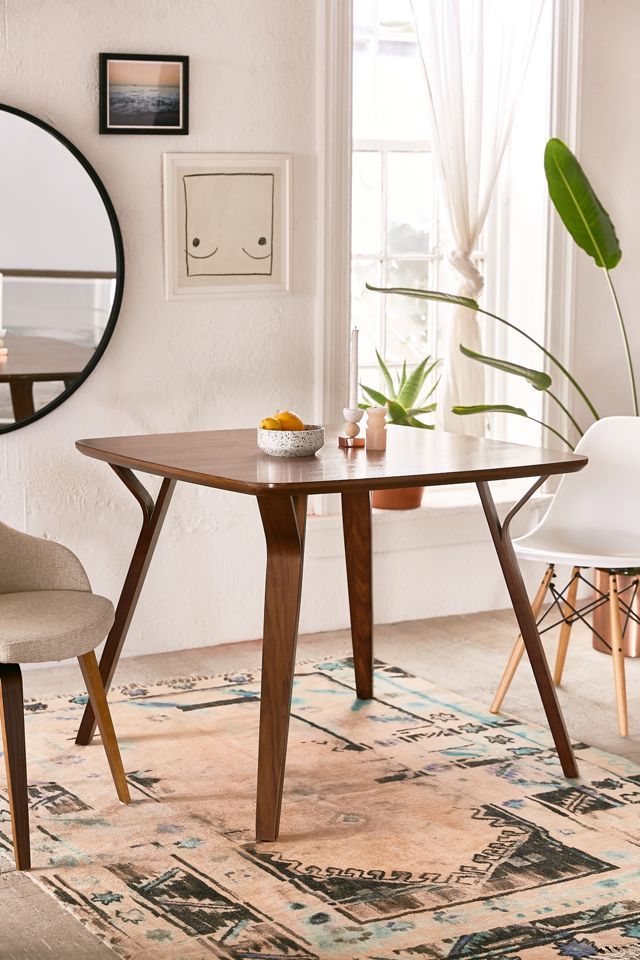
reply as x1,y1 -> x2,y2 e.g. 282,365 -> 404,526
371,486 -> 424,510
592,569 -> 640,658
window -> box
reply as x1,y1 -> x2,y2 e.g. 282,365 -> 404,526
352,0 -> 447,404
350,0 -> 554,446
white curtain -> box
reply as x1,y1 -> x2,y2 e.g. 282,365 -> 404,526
410,0 -> 545,434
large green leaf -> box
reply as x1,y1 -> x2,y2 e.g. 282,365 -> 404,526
453,404 -> 528,417
366,283 -> 479,311
459,344 -> 551,391
544,138 -> 621,270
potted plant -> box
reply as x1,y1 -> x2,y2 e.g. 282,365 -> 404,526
368,137 -> 638,651
360,349 -> 440,509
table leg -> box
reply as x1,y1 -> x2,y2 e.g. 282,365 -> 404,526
75,467 -> 176,745
341,490 -> 373,699
9,381 -> 35,421
256,494 -> 307,841
477,480 -> 578,778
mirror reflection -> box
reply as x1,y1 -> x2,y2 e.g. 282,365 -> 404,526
0,109 -> 119,429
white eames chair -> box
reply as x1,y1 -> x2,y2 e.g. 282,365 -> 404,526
491,417 -> 640,737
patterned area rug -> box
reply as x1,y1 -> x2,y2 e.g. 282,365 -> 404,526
2,657 -> 640,960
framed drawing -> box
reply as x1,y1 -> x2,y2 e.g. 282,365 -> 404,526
162,153 -> 291,299
99,54 -> 189,134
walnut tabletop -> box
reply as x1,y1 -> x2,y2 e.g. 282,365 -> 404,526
0,335 -> 93,382
76,426 -> 587,495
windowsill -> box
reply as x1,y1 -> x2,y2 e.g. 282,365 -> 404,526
306,478 -> 551,559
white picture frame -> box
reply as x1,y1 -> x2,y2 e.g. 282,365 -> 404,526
162,152 -> 292,300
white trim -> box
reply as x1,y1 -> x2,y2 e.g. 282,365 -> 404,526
313,0 -> 353,514
543,0 -> 583,442
314,1 -> 353,430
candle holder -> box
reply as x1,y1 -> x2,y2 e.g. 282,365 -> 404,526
338,407 -> 365,448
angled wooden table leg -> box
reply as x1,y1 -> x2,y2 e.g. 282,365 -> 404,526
342,490 -> 373,699
477,479 -> 578,778
255,494 -> 307,842
76,466 -> 176,745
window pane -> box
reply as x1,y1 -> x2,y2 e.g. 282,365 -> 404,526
374,42 -> 428,141
351,259 -> 381,366
387,152 -> 433,254
352,152 -> 382,255
352,38 -> 376,140
384,259 -> 432,364
378,0 -> 413,32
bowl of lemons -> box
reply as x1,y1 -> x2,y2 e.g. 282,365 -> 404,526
257,411 -> 325,458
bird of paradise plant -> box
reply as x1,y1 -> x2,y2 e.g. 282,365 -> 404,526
367,138 -> 635,450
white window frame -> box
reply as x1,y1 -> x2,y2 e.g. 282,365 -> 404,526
313,0 -> 582,518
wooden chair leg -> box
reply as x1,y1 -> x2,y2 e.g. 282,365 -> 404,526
78,652 -> 131,803
609,573 -> 629,737
0,665 -> 30,870
553,566 -> 581,686
490,564 -> 554,715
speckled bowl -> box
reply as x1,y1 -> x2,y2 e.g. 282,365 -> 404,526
257,424 -> 325,458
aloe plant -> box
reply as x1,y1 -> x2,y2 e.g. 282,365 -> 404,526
359,350 -> 440,428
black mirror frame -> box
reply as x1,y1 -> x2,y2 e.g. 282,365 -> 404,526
0,102 -> 125,435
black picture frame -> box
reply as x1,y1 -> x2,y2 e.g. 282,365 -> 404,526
0,102 -> 125,435
99,53 -> 189,135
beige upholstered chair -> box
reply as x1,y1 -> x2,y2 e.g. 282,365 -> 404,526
0,522 -> 130,870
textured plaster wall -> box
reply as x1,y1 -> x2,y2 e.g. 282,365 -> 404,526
0,0 -> 319,655
573,0 -> 640,419
0,0 -> 546,662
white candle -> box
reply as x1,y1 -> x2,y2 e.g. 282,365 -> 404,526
0,273 -> 4,334
349,327 -> 359,408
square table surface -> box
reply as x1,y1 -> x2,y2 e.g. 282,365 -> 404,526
77,426 -> 587,495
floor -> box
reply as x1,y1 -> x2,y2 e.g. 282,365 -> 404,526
2,608 -> 639,958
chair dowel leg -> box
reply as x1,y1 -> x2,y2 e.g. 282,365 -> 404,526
490,565 -> 554,715
553,566 -> 580,686
0,665 -> 30,870
78,653 -> 131,803
609,573 -> 629,737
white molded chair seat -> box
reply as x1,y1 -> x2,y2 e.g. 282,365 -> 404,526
0,591 -> 114,664
514,528 -> 640,570
0,521 -> 130,871
493,416 -> 640,738
513,416 -> 640,570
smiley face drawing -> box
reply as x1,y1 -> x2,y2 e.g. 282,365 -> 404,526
183,172 -> 274,277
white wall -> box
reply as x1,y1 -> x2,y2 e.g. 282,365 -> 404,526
0,0 -> 548,662
0,0 -> 319,654
572,0 -> 640,421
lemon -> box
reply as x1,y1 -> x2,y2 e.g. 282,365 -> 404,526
260,417 -> 282,430
275,410 -> 305,431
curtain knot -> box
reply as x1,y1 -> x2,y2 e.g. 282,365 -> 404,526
449,249 -> 484,300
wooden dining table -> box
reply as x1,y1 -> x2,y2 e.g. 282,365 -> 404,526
74,426 -> 587,841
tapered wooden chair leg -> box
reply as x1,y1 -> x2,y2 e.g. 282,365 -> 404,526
553,566 -> 580,686
0,665 -> 30,870
490,565 -> 554,715
78,652 -> 131,803
609,573 -> 629,737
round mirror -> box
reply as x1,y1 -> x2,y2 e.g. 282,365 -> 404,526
0,104 -> 124,433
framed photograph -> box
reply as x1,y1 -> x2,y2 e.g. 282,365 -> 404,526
99,53 -> 189,134
162,153 -> 292,300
